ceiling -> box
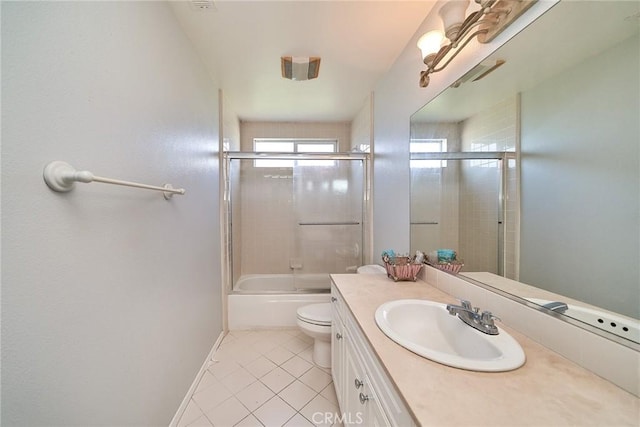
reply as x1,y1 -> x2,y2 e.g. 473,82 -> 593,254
169,0 -> 436,122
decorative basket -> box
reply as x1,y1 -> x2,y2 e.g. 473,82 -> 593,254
382,255 -> 423,282
427,261 -> 464,275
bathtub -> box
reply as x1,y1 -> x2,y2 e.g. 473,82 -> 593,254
233,273 -> 332,293
228,274 -> 333,329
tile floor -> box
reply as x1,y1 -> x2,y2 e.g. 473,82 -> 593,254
176,329 -> 342,427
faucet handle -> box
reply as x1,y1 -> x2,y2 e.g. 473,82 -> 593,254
460,300 -> 472,310
480,311 -> 500,326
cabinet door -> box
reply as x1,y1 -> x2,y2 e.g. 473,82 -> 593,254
360,376 -> 391,427
344,338 -> 366,425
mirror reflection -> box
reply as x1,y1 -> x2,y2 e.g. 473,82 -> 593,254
410,1 -> 639,344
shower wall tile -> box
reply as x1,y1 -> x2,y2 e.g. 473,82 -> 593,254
462,97 -> 517,152
240,121 -> 352,151
232,120 -> 366,280
409,123 -> 461,256
237,166 -> 294,276
232,122 -> 352,280
460,96 -> 518,277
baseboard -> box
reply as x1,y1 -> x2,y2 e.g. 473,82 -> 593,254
169,331 -> 226,427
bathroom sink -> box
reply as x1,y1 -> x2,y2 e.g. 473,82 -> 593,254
375,299 -> 525,372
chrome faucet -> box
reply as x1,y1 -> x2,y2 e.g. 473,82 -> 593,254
446,300 -> 500,335
540,301 -> 568,313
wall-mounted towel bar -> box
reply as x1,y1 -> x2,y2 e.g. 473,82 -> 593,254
43,161 -> 186,200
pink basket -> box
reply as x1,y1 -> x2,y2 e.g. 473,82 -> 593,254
383,262 -> 423,282
428,261 -> 464,275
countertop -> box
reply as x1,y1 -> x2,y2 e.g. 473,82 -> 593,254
331,273 -> 639,426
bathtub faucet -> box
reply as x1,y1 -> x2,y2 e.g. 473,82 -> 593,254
446,300 -> 500,335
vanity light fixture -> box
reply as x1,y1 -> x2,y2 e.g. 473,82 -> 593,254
417,0 -> 536,88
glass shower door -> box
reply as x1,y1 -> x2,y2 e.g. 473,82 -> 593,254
410,153 -> 505,275
410,160 -> 445,256
292,158 -> 364,290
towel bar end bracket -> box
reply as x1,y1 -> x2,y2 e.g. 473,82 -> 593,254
43,160 -> 80,192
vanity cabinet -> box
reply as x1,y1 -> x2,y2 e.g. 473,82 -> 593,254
331,293 -> 346,405
331,284 -> 415,427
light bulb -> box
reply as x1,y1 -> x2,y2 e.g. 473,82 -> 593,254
417,31 -> 444,64
439,0 -> 470,40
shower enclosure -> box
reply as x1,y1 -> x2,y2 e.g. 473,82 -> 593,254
410,152 -> 517,278
224,152 -> 369,294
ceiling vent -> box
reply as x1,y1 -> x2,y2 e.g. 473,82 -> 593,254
281,57 -> 321,81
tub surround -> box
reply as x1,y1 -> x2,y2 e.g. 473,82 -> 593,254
331,272 -> 639,426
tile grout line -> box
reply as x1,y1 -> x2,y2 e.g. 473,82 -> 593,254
180,329 -> 339,427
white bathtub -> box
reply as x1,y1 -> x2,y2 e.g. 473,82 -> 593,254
233,273 -> 332,293
228,274 -> 332,329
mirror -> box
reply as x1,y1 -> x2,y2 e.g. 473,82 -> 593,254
410,1 -> 639,345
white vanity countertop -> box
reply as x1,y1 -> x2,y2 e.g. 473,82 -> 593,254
331,273 -> 639,426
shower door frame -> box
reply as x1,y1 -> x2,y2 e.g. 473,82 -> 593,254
410,151 -> 514,277
223,151 -> 370,293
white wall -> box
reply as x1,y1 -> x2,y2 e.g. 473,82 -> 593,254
520,34 -> 640,318
371,0 -> 556,262
1,2 -> 222,425
222,92 -> 241,151
350,94 -> 373,152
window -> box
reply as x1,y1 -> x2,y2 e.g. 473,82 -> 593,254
254,138 -> 337,167
410,138 -> 447,168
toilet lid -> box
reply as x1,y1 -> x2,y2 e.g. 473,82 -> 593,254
297,303 -> 332,326
357,264 -> 386,274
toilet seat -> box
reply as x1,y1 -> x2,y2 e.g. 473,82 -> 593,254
296,303 -> 331,327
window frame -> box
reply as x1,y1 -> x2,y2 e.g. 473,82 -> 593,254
410,138 -> 448,168
253,138 -> 338,167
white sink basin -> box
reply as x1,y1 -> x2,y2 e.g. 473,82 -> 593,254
375,299 -> 525,372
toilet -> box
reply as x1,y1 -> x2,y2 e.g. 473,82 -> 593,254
297,265 -> 387,368
356,264 -> 386,274
296,303 -> 332,368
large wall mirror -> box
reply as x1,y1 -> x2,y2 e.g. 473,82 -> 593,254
410,1 -> 639,346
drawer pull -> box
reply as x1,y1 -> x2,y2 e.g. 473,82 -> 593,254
335,333 -> 343,340
359,392 -> 369,404
331,297 -> 337,302
354,378 -> 364,389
